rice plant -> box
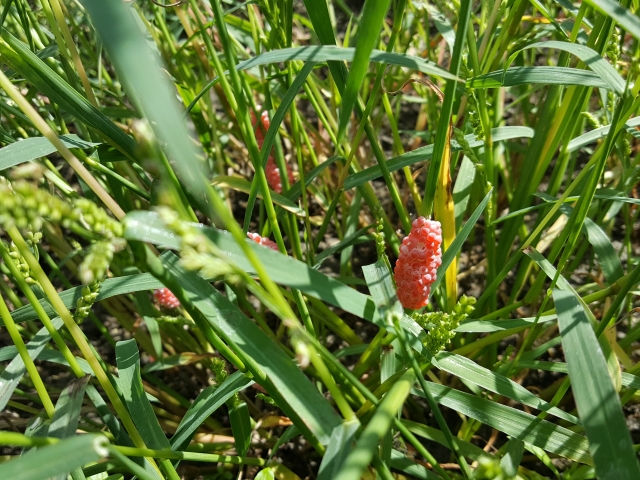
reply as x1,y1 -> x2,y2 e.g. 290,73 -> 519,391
0,0 -> 639,478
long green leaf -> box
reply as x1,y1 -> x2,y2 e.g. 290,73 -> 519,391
335,370 -> 415,480
434,352 -> 578,424
115,339 -> 170,450
470,66 -> 609,89
430,189 -> 492,295
186,46 -> 462,113
317,419 -> 360,480
584,0 -> 640,41
48,376 -> 91,480
0,434 -> 109,480
81,0 -> 211,213
553,289 -> 640,478
0,318 -> 62,412
344,127 -> 532,190
506,41 -> 626,93
411,382 -> 591,463
0,135 -> 100,169
160,252 -> 342,446
537,194 -> 623,283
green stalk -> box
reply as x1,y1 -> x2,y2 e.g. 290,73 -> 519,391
0,293 -> 55,418
7,226 -> 155,465
393,317 -> 472,479
422,0 -> 472,216
0,241 -> 85,378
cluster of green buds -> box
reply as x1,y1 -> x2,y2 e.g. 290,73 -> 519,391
155,315 -> 195,327
74,280 -> 101,324
0,180 -> 124,284
78,240 -> 121,284
372,204 -> 386,259
156,207 -> 236,282
412,295 -> 476,354
8,230 -> 42,285
453,127 -> 480,164
607,27 -> 621,67
0,180 -> 122,238
465,89 -> 484,140
580,111 -> 601,130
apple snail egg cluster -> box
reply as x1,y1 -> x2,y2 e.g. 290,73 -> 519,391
393,217 -> 442,310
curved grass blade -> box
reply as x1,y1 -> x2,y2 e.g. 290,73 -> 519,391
455,315 -> 557,333
470,66 -> 609,89
115,340 -> 170,450
344,127 -> 533,190
0,135 -> 100,169
553,289 -> 640,478
48,375 -> 91,480
242,59 -> 316,232
81,0 -> 211,218
434,352 -> 578,424
337,0 -> 391,142
0,434 -> 109,480
211,175 -> 305,215
170,371 -> 252,451
506,41 -> 626,94
317,419 -> 360,480
388,450 -> 443,479
0,317 -> 63,412
411,382 -> 591,463
334,370 -> 415,480
186,46 -> 462,114
584,0 -> 640,41
160,252 -> 342,446
229,401 -> 252,457
537,194 -> 623,283
566,117 -> 640,152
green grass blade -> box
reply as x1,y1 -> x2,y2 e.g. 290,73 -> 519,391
0,434 -> 109,480
567,117 -> 640,152
388,450 -> 443,479
455,315 -> 557,333
160,252 -> 342,446
48,376 -> 91,480
187,46 -> 462,113
538,194 -> 624,283
242,60 -> 316,232
344,127 -> 532,189
49,376 -> 90,439
115,339 -> 171,450
470,66 -> 609,89
0,317 -> 62,412
0,135 -> 100,169
453,156 -> 476,230
317,419 -> 360,480
429,189 -> 492,295
422,0 -> 471,216
362,258 -> 403,322
434,352 -> 578,424
336,0 -> 391,142
506,41 -> 626,94
334,370 -> 415,480
411,382 -> 591,463
552,289 -> 640,478
229,401 -> 252,457
584,0 -> 640,41
81,0 -> 210,213
0,32 -> 136,158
